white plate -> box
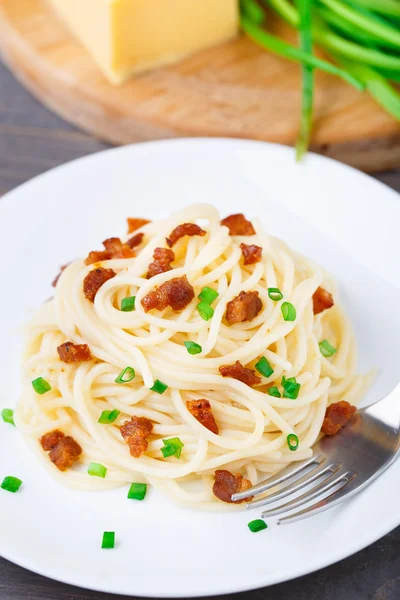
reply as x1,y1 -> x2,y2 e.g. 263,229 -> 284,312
0,139 -> 399,598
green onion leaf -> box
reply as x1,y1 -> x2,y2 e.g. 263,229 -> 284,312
1,409 -> 15,426
198,287 -> 219,305
268,288 -> 283,301
287,433 -> 300,451
197,301 -> 214,321
161,437 -> 184,459
127,482 -> 147,501
248,519 -> 268,533
319,339 -> 337,358
98,409 -> 120,424
88,462 -> 107,478
255,356 -> 274,378
184,341 -> 203,355
240,0 -> 266,25
150,379 -> 168,394
268,386 -> 281,398
281,302 -> 297,322
282,376 -> 301,399
115,367 -> 135,384
1,476 -> 22,493
32,377 -> 51,395
101,532 -> 115,549
121,296 -> 136,312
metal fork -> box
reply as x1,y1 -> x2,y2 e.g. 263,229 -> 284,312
232,385 -> 400,524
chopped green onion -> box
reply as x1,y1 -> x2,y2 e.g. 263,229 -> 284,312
150,379 -> 168,395
127,482 -> 147,501
1,476 -> 22,493
184,341 -> 203,355
281,302 -> 297,322
282,376 -> 301,400
248,519 -> 268,533
1,409 -> 15,426
255,356 -> 274,378
101,532 -> 115,549
268,288 -> 283,301
268,386 -> 281,398
32,377 -> 51,395
115,367 -> 135,384
197,301 -> 214,321
88,462 -> 107,478
198,287 -> 219,305
319,339 -> 337,358
121,296 -> 136,312
161,437 -> 184,459
287,433 -> 300,451
98,409 -> 120,424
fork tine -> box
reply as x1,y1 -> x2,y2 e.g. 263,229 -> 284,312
261,470 -> 353,518
231,454 -> 325,502
278,473 -> 357,525
246,462 -> 341,510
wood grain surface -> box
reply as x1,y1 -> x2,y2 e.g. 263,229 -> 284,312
1,0 -> 400,173
0,59 -> 399,600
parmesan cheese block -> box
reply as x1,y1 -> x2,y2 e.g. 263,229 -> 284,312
48,0 -> 239,85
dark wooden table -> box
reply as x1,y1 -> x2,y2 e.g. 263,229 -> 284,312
1,61 -> 400,600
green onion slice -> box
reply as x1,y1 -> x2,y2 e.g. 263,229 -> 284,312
98,409 -> 120,424
101,532 -> 115,549
161,437 -> 184,459
281,302 -> 297,322
268,288 -> 283,301
198,287 -> 219,305
115,367 -> 135,384
32,377 -> 52,395
282,376 -> 301,399
268,386 -> 281,398
255,356 -> 274,378
248,519 -> 268,533
150,379 -> 168,395
88,462 -> 107,478
197,301 -> 214,321
184,341 -> 202,355
319,339 -> 337,357
121,296 -> 136,312
287,433 -> 300,451
1,409 -> 15,426
1,476 -> 22,493
127,482 -> 147,501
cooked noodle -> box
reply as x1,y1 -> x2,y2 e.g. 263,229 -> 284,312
16,204 -> 371,509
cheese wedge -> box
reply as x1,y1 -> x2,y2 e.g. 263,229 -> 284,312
49,0 -> 239,85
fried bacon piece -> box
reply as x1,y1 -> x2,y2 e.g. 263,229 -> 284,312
52,263 -> 70,287
40,430 -> 82,472
225,291 -> 263,325
213,470 -> 253,504
120,416 -> 153,458
141,275 -> 195,313
85,237 -> 134,266
219,361 -> 261,387
127,232 -> 144,249
83,267 -> 116,302
147,247 -> 175,279
166,223 -> 206,248
187,399 -> 219,434
57,342 -> 92,364
127,218 -> 150,234
321,401 -> 356,436
313,287 -> 334,315
240,243 -> 262,265
221,213 -> 255,236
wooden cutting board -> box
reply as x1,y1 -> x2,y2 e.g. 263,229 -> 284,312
1,0 -> 399,173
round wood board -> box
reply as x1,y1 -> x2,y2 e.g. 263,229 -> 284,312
0,0 -> 399,172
